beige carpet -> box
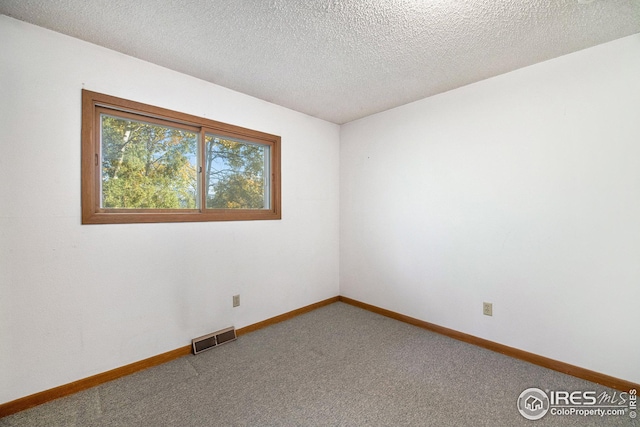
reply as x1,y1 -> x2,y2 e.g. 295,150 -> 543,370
1,302 -> 636,426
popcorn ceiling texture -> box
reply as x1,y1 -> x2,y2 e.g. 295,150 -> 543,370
1,0 -> 638,123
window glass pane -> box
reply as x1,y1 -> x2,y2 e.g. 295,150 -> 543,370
100,114 -> 198,209
205,134 -> 269,209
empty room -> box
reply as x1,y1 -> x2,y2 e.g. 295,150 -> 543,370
1,1 -> 639,426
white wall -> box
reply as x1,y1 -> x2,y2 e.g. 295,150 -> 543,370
340,34 -> 640,384
2,14 -> 638,406
0,16 -> 340,404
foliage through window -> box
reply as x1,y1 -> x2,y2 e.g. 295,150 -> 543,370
204,135 -> 270,210
82,90 -> 281,224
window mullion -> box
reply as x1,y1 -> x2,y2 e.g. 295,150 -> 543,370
199,128 -> 206,212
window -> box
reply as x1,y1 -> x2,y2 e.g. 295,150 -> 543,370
82,90 -> 281,224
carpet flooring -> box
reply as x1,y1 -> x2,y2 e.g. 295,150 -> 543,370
1,302 -> 636,426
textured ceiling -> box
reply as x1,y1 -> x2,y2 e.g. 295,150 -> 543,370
1,0 -> 639,124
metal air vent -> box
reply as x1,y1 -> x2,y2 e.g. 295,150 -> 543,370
192,326 -> 237,355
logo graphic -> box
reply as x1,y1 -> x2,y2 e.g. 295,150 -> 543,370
526,395 -> 544,411
518,388 -> 550,420
518,387 -> 635,420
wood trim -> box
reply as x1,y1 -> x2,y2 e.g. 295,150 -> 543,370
0,345 -> 192,418
0,296 -> 339,417
237,296 -> 340,336
338,296 -> 639,393
81,89 -> 282,224
7,294 -> 632,418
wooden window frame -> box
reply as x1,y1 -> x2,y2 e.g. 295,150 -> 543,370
81,90 -> 281,224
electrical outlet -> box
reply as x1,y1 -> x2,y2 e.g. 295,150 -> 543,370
483,302 -> 493,316
233,294 -> 240,307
